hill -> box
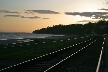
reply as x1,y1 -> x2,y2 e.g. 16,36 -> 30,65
33,20 -> 108,34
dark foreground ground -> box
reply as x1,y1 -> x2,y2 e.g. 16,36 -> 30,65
0,36 -> 106,72
0,36 -> 104,72
48,37 -> 103,72
105,37 -> 108,72
0,36 -> 64,45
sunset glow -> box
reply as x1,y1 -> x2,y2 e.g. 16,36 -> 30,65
0,0 -> 108,32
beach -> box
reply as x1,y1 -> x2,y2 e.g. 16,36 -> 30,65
0,34 -> 78,70
0,36 -> 65,45
0,32 -> 66,45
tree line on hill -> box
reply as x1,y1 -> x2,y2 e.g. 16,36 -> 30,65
33,20 -> 108,34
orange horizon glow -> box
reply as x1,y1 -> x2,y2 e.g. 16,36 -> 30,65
0,0 -> 107,32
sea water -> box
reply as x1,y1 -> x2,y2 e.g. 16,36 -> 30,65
0,32 -> 64,40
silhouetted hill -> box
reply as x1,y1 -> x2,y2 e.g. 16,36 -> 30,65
33,20 -> 108,34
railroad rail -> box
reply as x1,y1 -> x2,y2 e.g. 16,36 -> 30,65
0,37 -> 103,72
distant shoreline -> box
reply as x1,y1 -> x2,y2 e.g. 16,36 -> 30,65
0,35 -> 65,45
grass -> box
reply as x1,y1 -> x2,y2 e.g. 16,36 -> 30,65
0,36 -> 93,60
48,36 -> 104,72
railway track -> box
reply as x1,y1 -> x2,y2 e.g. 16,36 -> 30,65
0,37 -> 99,72
48,37 -> 104,72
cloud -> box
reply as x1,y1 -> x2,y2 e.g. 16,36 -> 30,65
94,15 -> 108,19
21,16 -> 41,19
77,20 -> 98,23
42,18 -> 50,19
65,12 -> 108,19
24,12 -> 29,14
65,12 -> 93,17
98,8 -> 108,11
26,10 -> 60,14
0,10 -> 19,14
65,12 -> 108,17
0,10 -> 10,13
106,0 -> 108,4
4,14 -> 41,19
4,15 -> 21,17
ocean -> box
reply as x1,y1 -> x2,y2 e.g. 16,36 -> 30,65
0,32 -> 64,40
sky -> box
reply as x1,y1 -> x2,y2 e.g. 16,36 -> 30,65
0,0 -> 108,32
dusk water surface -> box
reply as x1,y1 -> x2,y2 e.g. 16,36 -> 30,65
0,32 -> 64,40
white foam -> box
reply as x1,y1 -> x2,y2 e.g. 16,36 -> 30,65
0,39 -> 8,40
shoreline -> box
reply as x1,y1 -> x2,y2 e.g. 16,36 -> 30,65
0,36 -> 65,45
0,34 -> 79,45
